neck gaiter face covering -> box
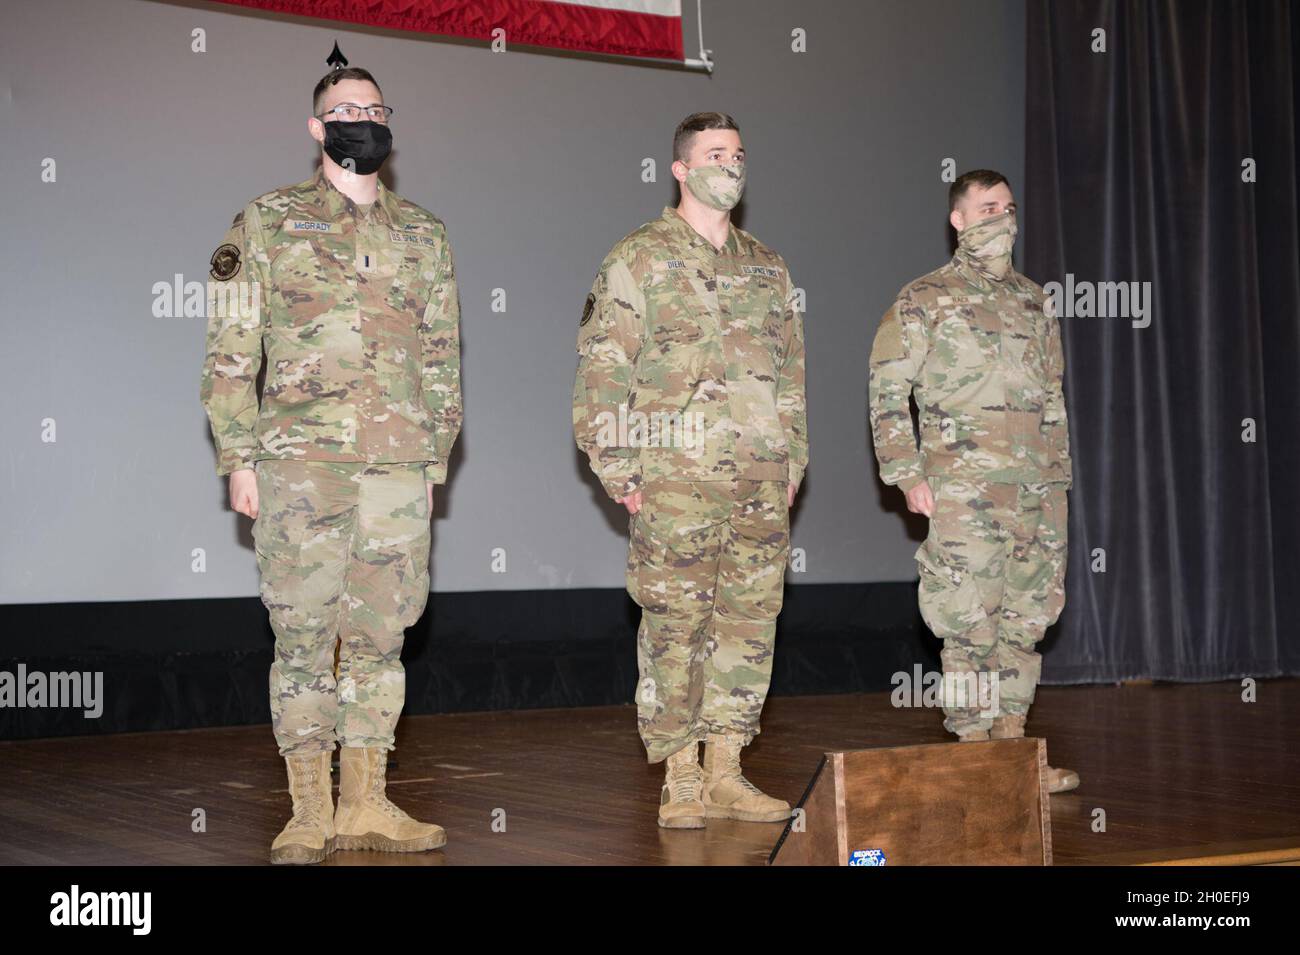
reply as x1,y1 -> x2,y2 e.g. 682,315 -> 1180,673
957,210 -> 1017,280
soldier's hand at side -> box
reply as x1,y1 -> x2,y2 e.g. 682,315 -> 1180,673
787,482 -> 797,509
230,468 -> 258,519
616,491 -> 643,515
426,480 -> 434,518
905,481 -> 934,518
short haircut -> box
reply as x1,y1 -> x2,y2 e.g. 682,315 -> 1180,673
673,112 -> 740,163
313,67 -> 383,116
949,169 -> 1011,211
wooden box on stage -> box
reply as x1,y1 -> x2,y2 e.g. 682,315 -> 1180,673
769,738 -> 1052,866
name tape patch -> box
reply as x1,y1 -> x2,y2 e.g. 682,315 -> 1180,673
285,219 -> 342,235
390,229 -> 436,247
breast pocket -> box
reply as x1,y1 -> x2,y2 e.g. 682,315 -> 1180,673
270,238 -> 338,328
1007,309 -> 1049,384
732,272 -> 785,359
386,245 -> 435,314
932,307 -> 997,372
645,272 -> 709,348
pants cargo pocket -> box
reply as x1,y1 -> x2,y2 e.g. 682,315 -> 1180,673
255,523 -> 310,631
252,462 -> 311,630
397,527 -> 432,629
626,513 -> 671,613
1034,485 -> 1069,630
915,541 -> 989,644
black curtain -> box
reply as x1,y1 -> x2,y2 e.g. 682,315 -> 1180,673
1025,0 -> 1300,681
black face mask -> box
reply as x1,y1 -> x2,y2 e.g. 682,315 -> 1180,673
322,120 -> 392,175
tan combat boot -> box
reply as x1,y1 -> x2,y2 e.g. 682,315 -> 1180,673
658,743 -> 706,829
989,713 -> 1026,738
989,714 -> 1080,793
333,746 -> 446,852
956,728 -> 991,742
270,749 -> 336,865
1044,766 -> 1080,793
701,733 -> 791,823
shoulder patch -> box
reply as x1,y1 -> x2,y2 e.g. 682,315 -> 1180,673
580,292 -> 596,326
210,243 -> 241,281
871,307 -> 906,362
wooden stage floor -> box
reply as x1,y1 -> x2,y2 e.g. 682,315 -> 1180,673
2,680 -> 1298,865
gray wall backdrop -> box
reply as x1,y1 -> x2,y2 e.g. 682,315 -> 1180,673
0,0 -> 1026,602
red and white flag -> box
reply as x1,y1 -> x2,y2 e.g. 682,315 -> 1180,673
215,0 -> 685,63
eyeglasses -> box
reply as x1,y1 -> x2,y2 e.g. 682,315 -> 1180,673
317,103 -> 394,123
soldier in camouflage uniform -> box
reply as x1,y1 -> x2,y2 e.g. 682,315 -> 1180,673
200,67 -> 462,862
573,113 -> 808,829
868,169 -> 1078,793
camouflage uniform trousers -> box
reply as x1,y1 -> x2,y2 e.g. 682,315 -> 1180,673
914,476 -> 1068,734
253,459 -> 431,757
627,479 -> 790,764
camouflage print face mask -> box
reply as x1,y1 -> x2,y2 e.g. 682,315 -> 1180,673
957,210 -> 1018,280
684,162 -> 746,211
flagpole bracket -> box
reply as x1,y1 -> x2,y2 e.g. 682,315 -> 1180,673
684,50 -> 713,73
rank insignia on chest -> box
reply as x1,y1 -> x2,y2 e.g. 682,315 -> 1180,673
741,265 -> 780,278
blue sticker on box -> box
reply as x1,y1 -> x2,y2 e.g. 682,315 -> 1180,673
848,849 -> 887,866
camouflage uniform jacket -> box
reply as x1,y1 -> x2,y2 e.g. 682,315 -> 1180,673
573,206 -> 808,499
869,248 -> 1071,492
200,167 -> 462,483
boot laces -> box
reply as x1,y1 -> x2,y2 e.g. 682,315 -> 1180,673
667,764 -> 703,803
665,748 -> 703,802
287,762 -> 326,830
713,742 -> 762,795
364,753 -> 413,820
372,793 -> 412,820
